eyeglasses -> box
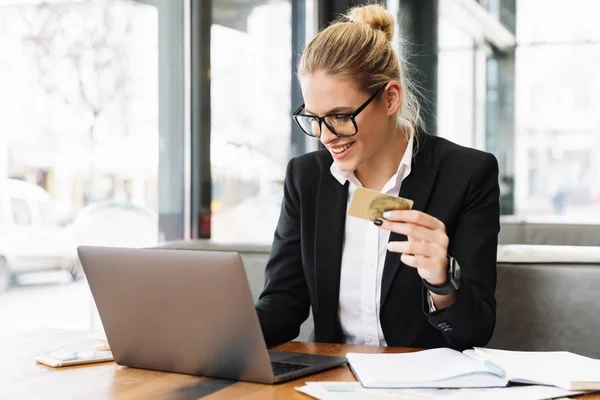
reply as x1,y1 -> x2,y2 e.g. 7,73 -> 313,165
292,82 -> 388,139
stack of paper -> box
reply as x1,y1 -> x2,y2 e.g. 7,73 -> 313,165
296,382 -> 585,400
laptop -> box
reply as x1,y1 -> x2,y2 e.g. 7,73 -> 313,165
77,246 -> 346,384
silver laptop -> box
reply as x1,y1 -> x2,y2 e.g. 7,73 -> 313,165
77,246 -> 346,384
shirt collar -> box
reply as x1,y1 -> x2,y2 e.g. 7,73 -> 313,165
330,135 -> 414,187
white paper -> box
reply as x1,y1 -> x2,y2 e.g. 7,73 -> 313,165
474,348 -> 600,390
346,348 -> 508,388
295,382 -> 586,400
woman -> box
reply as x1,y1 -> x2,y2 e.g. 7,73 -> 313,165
255,4 -> 499,351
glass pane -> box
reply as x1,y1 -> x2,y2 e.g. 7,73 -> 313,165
10,198 -> 32,226
480,0 -> 516,32
0,0 -> 168,335
518,0 -> 600,44
211,0 -> 291,242
437,15 -> 476,147
514,0 -> 600,220
515,43 -> 600,220
0,198 -> 4,225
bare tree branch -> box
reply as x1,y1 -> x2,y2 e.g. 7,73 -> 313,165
18,0 -> 135,202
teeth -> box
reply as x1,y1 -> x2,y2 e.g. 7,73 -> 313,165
332,143 -> 353,154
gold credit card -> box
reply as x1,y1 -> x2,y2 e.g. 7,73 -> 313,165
348,187 -> 414,221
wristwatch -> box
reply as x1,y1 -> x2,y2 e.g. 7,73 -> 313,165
422,255 -> 461,296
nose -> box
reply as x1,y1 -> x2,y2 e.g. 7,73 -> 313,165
319,123 -> 338,146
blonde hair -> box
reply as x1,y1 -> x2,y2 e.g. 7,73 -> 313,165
298,3 -> 421,141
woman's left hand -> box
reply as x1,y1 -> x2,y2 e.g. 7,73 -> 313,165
376,210 -> 449,286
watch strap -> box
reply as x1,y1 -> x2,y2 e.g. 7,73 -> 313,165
422,255 -> 459,295
422,277 -> 456,295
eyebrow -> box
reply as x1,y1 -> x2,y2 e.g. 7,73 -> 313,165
304,106 -> 354,116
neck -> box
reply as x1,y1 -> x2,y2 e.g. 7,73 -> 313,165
355,127 -> 409,191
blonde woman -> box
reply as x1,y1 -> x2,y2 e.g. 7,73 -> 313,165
255,4 -> 500,350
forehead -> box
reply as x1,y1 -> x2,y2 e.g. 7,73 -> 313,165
299,70 -> 364,114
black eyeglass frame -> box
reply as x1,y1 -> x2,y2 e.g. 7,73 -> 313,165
292,82 -> 389,138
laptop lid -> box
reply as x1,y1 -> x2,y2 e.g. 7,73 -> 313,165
77,246 -> 276,383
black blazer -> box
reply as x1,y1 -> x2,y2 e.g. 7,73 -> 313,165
255,133 -> 500,350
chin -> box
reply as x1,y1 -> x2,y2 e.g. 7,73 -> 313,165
333,158 -> 360,173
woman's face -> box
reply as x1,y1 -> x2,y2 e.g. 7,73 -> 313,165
299,70 -> 401,173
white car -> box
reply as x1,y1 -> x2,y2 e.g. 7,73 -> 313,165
71,201 -> 159,249
0,179 -> 80,293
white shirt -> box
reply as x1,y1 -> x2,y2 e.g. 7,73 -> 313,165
332,137 -> 413,346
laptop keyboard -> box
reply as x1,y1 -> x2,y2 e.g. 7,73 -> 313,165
271,361 -> 310,376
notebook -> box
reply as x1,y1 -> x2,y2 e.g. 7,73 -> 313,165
347,347 -> 600,391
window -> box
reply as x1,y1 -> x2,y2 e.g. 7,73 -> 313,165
0,0 -> 185,335
210,0 -> 292,242
514,0 -> 600,219
437,15 -> 477,147
38,199 -> 59,226
437,1 -> 489,149
438,0 -> 517,215
10,198 -> 32,226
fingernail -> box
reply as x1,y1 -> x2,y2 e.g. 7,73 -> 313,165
373,219 -> 383,226
386,242 -> 392,250
383,211 -> 392,219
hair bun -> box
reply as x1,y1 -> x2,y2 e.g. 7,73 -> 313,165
346,4 -> 394,42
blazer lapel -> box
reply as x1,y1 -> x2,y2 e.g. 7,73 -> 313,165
314,170 -> 348,340
380,134 -> 438,307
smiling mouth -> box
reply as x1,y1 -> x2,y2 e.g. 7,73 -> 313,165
331,142 -> 354,155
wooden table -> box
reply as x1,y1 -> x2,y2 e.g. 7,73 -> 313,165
2,330 -> 598,400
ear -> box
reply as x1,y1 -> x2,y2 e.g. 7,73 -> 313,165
384,81 -> 403,117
